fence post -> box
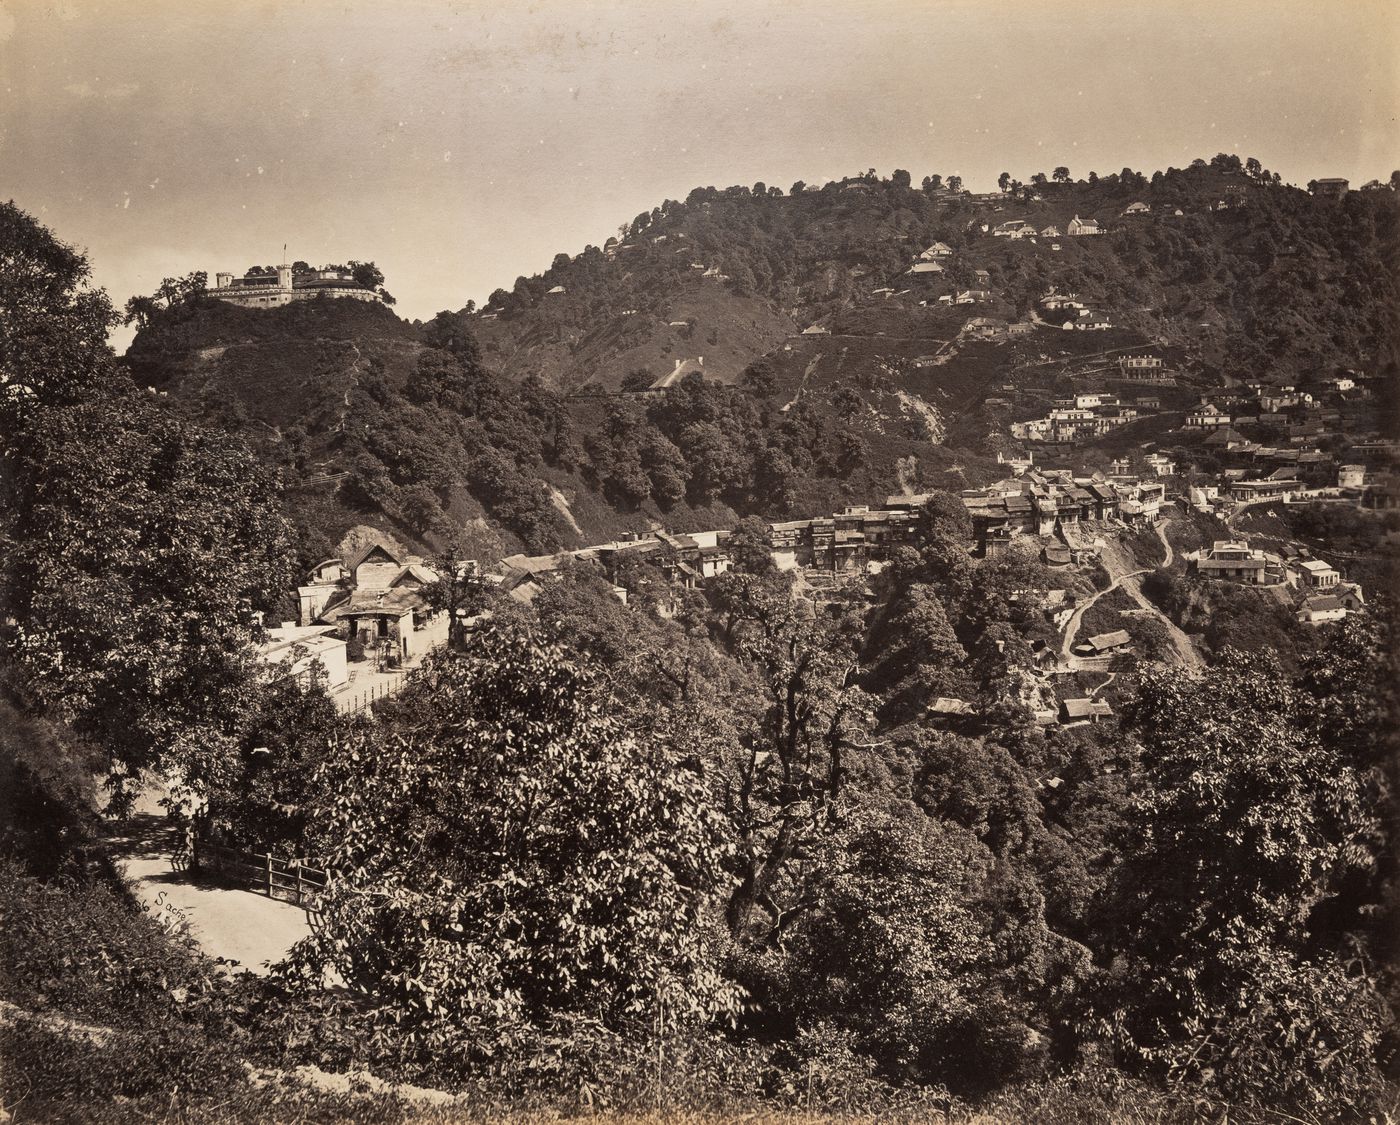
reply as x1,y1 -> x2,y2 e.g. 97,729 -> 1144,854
265,852 -> 273,898
295,865 -> 303,906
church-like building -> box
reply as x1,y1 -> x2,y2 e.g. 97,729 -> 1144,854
208,264 -> 385,309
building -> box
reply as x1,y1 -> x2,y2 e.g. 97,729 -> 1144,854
1067,216 -> 1105,236
298,536 -> 444,664
1060,698 -> 1114,724
257,625 -> 350,692
1186,540 -> 1272,584
992,220 -> 1038,239
1297,595 -> 1346,625
1067,313 -> 1111,331
1074,629 -> 1131,657
1187,402 -> 1232,429
1292,558 -> 1340,589
209,264 -> 385,309
1228,478 -> 1303,502
1119,354 -> 1164,373
1121,201 -> 1151,216
908,261 -> 944,275
1310,178 -> 1350,200
919,241 -> 954,260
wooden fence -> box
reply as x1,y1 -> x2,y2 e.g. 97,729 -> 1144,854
194,839 -> 330,910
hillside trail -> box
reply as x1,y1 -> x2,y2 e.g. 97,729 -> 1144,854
780,351 -> 826,412
1059,566 -> 1149,664
105,784 -> 312,975
1061,518 -> 1202,672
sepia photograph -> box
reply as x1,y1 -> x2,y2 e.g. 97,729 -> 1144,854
1,1 -> 1398,1121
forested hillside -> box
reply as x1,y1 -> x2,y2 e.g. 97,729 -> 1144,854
473,157 -> 1399,390
121,156 -> 1399,569
5,180 -> 1400,1123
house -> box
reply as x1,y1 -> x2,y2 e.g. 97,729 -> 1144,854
1310,178 -> 1350,200
258,624 -> 350,692
1203,426 -> 1250,451
546,285 -> 566,295
992,220 -> 1038,239
1060,697 -> 1114,724
300,536 -> 445,664
1121,201 -> 1151,216
1338,465 -> 1366,489
1067,216 -> 1104,236
1228,478 -> 1303,502
1297,595 -> 1346,625
1144,453 -> 1176,476
1075,629 -> 1131,656
908,261 -> 944,275
1041,291 -> 1086,311
1187,402 -> 1232,429
1292,558 -> 1340,589
1067,313 -> 1111,331
801,324 -> 830,336
1039,225 -> 1061,237
920,241 -> 954,260
1186,540 -> 1271,584
1119,354 -> 1164,373
965,317 -> 1006,340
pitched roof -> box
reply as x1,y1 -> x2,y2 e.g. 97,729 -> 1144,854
1061,697 -> 1113,719
1087,629 -> 1131,650
346,538 -> 403,573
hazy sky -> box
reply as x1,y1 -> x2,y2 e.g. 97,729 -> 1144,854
2,0 -> 1396,345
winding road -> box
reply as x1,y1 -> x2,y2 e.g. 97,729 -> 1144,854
1059,517 -> 1203,672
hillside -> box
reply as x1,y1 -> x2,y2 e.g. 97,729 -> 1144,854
472,160 -> 1399,393
123,157 -> 1400,564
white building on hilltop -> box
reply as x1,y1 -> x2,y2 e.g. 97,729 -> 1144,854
208,264 -> 385,309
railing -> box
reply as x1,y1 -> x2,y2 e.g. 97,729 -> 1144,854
194,839 -> 329,911
336,674 -> 409,714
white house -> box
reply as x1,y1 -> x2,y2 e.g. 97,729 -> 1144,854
1067,216 -> 1105,236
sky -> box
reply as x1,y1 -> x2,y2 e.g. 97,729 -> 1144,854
2,0 -> 1397,348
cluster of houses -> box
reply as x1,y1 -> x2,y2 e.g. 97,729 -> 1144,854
960,468 -> 1166,557
990,215 -> 1104,241
1039,289 -> 1114,331
1183,539 -> 1366,625
1185,374 -> 1378,445
1011,391 -> 1140,445
258,537 -> 448,696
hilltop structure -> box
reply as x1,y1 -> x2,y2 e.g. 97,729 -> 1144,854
208,264 -> 385,309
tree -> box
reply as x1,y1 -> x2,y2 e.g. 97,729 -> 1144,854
1053,166 -> 1070,183
348,260 -> 394,304
726,516 -> 775,575
1096,651 -> 1388,1114
421,545 -> 492,651
739,358 -> 777,399
998,172 -> 1011,193
705,573 -> 870,942
0,203 -> 296,812
290,633 -> 742,1052
122,272 -> 207,329
922,174 -> 943,192
1245,156 -> 1262,178
946,175 -> 963,193
890,169 -> 912,190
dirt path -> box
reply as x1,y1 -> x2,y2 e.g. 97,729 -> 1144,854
1060,567 -> 1148,664
780,352 -> 825,412
106,788 -> 312,975
1059,519 -> 1203,672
